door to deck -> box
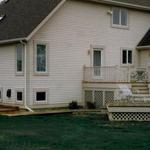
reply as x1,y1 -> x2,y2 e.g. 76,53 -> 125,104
93,49 -> 102,77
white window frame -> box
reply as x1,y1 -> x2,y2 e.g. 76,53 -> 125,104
120,48 -> 133,66
15,88 -> 24,104
16,44 -> 24,76
112,7 -> 129,29
33,88 -> 48,104
34,41 -> 49,75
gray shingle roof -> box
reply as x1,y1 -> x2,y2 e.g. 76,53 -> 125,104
0,0 -> 62,41
138,29 -> 150,47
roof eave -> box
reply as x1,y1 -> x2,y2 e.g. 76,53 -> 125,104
0,38 -> 27,45
84,0 -> 150,11
136,45 -> 150,50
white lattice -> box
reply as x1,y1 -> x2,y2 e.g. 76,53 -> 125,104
105,91 -> 114,105
84,90 -> 115,108
94,91 -> 103,108
111,112 -> 150,121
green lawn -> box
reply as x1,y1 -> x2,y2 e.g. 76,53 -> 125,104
0,114 -> 150,150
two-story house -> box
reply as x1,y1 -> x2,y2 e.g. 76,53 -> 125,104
0,0 -> 150,110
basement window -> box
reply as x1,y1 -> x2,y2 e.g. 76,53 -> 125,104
17,91 -> 23,101
6,89 -> 11,99
36,92 -> 46,101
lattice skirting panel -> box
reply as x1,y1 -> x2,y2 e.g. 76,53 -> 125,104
84,90 -> 114,108
109,112 -> 150,121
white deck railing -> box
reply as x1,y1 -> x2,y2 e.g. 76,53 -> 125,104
83,66 -> 149,83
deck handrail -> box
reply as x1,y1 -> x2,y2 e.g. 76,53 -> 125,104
83,66 -> 149,83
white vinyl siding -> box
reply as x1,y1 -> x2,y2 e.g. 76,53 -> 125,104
112,7 -> 128,28
26,1 -> 150,107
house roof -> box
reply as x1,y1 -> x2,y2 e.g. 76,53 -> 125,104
0,0 -> 150,44
137,29 -> 150,47
0,0 -> 63,42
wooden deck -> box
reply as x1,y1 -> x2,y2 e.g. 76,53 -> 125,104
107,101 -> 150,121
0,105 -> 19,114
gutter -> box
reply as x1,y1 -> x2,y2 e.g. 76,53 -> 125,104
0,38 -> 27,45
136,46 -> 150,50
84,0 -> 150,11
20,40 -> 33,112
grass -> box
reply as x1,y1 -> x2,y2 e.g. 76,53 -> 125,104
0,114 -> 150,150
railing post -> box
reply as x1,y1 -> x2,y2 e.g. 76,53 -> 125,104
115,65 -> 119,82
148,66 -> 150,82
128,65 -> 131,82
83,65 -> 86,81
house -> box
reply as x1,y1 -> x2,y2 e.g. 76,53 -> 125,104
0,0 -> 150,110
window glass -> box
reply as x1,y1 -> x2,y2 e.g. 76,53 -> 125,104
122,50 -> 127,64
93,50 -> 101,66
17,92 -> 23,101
16,44 -> 24,72
36,92 -> 46,101
113,8 -> 120,25
121,9 -> 128,26
36,44 -> 46,72
128,50 -> 132,64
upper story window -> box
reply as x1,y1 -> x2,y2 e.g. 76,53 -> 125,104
121,49 -> 132,65
112,7 -> 128,28
35,43 -> 48,74
16,44 -> 24,75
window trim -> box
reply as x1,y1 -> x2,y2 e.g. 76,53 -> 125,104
111,7 -> 129,29
120,48 -> 133,66
15,88 -> 24,104
16,44 -> 24,76
33,88 -> 48,104
34,41 -> 49,76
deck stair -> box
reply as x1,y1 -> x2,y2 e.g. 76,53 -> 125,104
0,105 -> 19,114
131,82 -> 149,95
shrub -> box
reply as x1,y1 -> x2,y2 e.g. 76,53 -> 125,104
68,101 -> 79,109
86,102 -> 96,109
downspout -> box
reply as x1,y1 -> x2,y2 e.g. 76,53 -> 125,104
20,40 -> 33,112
